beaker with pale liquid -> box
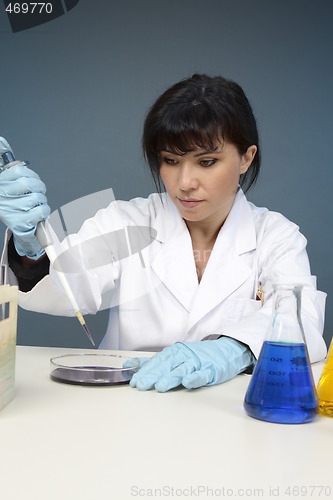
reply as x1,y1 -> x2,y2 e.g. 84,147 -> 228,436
0,285 -> 18,412
317,339 -> 333,418
244,284 -> 318,424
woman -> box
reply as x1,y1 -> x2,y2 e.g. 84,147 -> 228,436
0,74 -> 327,392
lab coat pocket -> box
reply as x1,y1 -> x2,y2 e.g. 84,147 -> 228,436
227,298 -> 262,321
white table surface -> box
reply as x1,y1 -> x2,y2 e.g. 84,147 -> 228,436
0,346 -> 332,500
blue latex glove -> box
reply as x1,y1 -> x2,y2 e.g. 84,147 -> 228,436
0,138 -> 50,260
126,337 -> 256,392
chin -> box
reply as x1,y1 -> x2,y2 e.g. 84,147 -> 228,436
181,213 -> 207,222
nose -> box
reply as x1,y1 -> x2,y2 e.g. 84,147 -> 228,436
178,162 -> 199,191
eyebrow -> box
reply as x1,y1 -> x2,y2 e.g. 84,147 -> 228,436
161,149 -> 224,157
193,150 -> 224,157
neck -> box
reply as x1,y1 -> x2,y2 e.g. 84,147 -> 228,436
185,218 -> 222,245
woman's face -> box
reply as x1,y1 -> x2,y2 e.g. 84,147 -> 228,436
159,142 -> 257,229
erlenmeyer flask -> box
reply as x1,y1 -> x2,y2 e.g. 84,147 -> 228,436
317,339 -> 333,418
244,284 -> 318,424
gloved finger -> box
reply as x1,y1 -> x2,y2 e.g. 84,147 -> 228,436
0,136 -> 12,151
130,372 -> 157,390
130,354 -> 178,389
0,164 -> 41,181
154,359 -> 199,392
130,347 -> 189,389
0,177 -> 47,197
123,356 -> 152,369
131,351 -> 200,391
9,204 -> 51,234
130,346 -> 182,378
2,192 -> 49,213
4,203 -> 50,231
182,368 -> 214,389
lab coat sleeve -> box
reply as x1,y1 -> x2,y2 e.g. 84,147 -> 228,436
218,214 -> 327,363
1,202 -> 125,317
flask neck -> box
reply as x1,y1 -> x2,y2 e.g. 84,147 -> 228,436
268,285 -> 305,345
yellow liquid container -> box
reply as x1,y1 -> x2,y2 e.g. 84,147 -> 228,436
317,339 -> 333,418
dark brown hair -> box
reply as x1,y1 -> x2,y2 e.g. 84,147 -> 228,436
142,74 -> 260,193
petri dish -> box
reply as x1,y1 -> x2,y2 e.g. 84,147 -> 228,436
50,353 -> 140,386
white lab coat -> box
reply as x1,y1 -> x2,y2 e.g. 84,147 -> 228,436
2,189 -> 327,361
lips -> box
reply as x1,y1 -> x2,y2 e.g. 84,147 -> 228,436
177,197 -> 204,208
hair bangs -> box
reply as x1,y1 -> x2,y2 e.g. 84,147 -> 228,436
154,102 -> 227,155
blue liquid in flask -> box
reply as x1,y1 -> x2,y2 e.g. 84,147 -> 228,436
244,341 -> 318,424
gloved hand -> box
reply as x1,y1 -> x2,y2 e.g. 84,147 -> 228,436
126,337 -> 256,392
0,138 -> 50,260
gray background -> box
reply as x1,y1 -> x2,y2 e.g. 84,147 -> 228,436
0,0 -> 332,348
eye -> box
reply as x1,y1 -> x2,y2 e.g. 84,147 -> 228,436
161,156 -> 178,166
199,158 -> 217,167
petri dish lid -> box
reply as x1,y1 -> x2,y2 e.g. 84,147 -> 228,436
50,353 -> 140,386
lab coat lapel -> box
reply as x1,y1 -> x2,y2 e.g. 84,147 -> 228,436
186,190 -> 257,331
151,195 -> 198,311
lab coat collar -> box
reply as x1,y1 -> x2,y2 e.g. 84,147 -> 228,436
151,189 -> 257,320
218,188 -> 257,255
151,194 -> 199,310
151,193 -> 182,244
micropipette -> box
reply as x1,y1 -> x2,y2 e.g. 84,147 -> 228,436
0,149 -> 95,346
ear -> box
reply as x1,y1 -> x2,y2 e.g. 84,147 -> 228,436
240,145 -> 257,174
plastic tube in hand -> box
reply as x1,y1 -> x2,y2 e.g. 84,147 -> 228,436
1,147 -> 95,346
35,221 -> 95,346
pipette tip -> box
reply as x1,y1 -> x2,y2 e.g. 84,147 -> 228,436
75,311 -> 96,347
82,323 -> 96,347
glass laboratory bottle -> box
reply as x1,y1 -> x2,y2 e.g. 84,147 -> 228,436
317,339 -> 333,418
244,285 -> 318,424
